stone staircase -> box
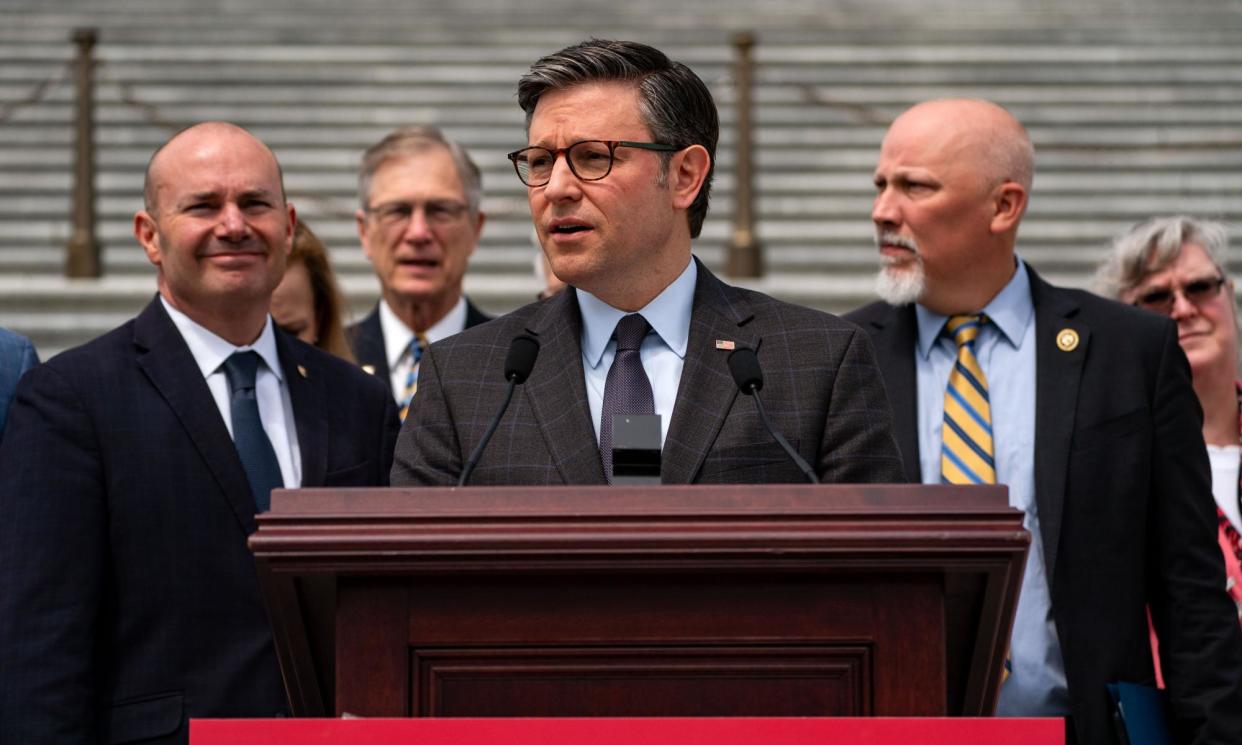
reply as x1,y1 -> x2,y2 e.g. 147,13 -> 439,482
2,0 -> 1242,356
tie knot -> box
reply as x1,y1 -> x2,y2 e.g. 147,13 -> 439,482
945,314 -> 986,348
613,314 -> 650,352
223,350 -> 262,393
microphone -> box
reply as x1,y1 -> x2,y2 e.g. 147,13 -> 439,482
727,347 -> 820,484
458,335 -> 540,486
503,334 -> 540,385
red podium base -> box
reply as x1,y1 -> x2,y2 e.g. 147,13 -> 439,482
192,716 -> 1064,745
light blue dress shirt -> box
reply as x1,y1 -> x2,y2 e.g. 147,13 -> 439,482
914,259 -> 1069,716
577,257 -> 696,447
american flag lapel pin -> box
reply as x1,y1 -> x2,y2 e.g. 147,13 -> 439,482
715,340 -> 736,350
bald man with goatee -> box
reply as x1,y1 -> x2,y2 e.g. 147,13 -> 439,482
0,122 -> 398,745
847,99 -> 1242,745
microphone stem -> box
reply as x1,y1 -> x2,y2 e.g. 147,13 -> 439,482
749,386 -> 820,484
458,377 -> 518,487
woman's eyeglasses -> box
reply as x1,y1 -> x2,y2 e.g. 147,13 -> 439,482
1132,275 -> 1226,314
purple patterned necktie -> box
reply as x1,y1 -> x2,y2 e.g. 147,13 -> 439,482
599,314 -> 654,483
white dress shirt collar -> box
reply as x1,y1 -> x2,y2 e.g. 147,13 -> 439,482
160,295 -> 283,380
379,295 -> 467,369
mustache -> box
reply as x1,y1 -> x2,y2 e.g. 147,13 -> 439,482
875,232 -> 918,252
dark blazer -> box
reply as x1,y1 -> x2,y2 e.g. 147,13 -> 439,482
0,326 -> 37,441
0,298 -> 399,745
346,296 -> 491,391
846,268 -> 1242,745
393,261 -> 905,486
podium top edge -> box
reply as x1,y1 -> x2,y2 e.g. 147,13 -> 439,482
261,484 -> 1016,521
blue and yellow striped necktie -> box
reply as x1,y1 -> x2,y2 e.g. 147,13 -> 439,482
940,314 -> 996,485
398,332 -> 429,422
941,315 -> 1010,682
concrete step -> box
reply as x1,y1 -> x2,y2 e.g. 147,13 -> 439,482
5,2 -> 1242,46
4,0 -> 1242,356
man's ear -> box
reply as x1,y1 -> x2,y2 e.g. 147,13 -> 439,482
990,181 -> 1028,235
284,202 -> 297,259
467,210 -> 486,257
134,211 -> 162,268
669,144 -> 711,211
355,208 -> 374,261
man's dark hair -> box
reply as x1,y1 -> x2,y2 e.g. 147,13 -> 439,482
517,39 -> 718,239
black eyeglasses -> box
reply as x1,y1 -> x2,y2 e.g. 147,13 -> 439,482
1132,275 -> 1227,314
507,140 -> 680,187
365,200 -> 468,229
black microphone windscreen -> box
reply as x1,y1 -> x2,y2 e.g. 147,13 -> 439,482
504,335 -> 541,383
727,347 -> 763,394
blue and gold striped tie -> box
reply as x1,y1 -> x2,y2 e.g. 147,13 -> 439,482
398,332 -> 429,422
941,315 -> 1009,683
940,314 -> 996,485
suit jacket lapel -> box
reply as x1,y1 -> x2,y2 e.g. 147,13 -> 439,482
522,289 -> 606,484
464,298 -> 491,329
279,332 -> 328,487
133,298 -> 258,535
1030,270 -> 1088,582
859,303 -> 922,483
349,305 -> 390,382
662,264 -> 759,484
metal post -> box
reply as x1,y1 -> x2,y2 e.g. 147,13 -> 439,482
66,28 -> 101,278
726,32 -> 762,278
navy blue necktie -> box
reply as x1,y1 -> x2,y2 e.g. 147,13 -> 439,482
599,314 -> 655,484
223,351 -> 283,513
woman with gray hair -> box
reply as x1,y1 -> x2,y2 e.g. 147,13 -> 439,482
1095,216 -> 1242,643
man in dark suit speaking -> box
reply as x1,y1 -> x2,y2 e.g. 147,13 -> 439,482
392,39 -> 903,486
0,122 -> 399,744
845,99 -> 1242,744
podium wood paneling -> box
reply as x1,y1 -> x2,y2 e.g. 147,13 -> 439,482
249,485 -> 1026,720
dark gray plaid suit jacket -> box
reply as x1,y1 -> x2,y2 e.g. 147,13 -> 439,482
392,261 -> 904,485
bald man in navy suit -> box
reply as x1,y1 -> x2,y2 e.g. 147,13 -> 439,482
0,122 -> 398,745
846,99 -> 1242,745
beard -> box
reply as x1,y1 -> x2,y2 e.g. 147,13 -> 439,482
874,232 -> 925,306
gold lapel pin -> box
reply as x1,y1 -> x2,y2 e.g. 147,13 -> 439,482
297,365 -> 308,378
715,340 -> 736,350
1056,328 -> 1079,352
361,364 -> 376,375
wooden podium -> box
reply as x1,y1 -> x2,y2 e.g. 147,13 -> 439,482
249,485 -> 1027,720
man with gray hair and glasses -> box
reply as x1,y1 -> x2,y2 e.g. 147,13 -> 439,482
348,125 -> 491,419
392,39 -> 903,487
